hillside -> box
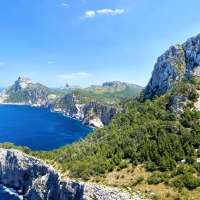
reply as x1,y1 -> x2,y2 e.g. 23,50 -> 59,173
0,76 -> 120,128
83,81 -> 143,104
52,91 -> 119,128
0,75 -> 62,105
28,33 -> 200,199
55,81 -> 143,104
1,34 -> 200,199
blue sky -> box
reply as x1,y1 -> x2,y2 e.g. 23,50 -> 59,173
0,0 -> 200,88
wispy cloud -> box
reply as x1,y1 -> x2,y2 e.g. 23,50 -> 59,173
30,72 -> 36,75
56,72 -> 91,80
0,63 -> 2,65
81,8 -> 124,19
97,9 -> 124,15
61,3 -> 69,7
81,11 -> 96,19
48,62 -> 53,64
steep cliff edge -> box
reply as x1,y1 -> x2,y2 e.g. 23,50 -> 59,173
51,91 -> 119,128
0,76 -> 119,128
0,148 -> 142,200
144,34 -> 200,100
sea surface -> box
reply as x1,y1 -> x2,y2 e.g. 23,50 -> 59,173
0,105 -> 93,150
0,97 -> 93,198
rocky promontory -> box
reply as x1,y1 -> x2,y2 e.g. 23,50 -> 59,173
51,92 -> 119,128
0,76 -> 119,128
0,148 -> 143,200
144,33 -> 200,100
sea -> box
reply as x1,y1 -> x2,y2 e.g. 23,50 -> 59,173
0,88 -> 93,199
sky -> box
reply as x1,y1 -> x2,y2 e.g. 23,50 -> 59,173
0,0 -> 200,88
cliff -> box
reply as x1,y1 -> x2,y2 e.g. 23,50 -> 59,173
144,34 -> 200,100
51,91 -> 119,128
1,75 -> 62,106
0,148 -> 142,200
0,76 -> 120,128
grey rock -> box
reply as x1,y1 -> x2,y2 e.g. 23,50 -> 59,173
144,33 -> 200,100
0,149 -> 143,200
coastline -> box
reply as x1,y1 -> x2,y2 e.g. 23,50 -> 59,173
0,102 -> 97,130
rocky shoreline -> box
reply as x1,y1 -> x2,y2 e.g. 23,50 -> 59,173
0,148 -> 144,200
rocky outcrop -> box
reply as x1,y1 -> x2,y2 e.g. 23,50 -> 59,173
1,75 -> 62,106
144,34 -> 200,100
52,93 -> 119,128
0,148 -> 142,200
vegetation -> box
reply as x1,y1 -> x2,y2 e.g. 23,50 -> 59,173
1,78 -> 200,199
55,84 -> 143,104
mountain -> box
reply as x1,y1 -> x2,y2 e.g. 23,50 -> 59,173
0,75 -> 62,105
56,83 -> 84,93
54,81 -> 143,104
83,81 -> 143,103
0,75 -> 119,128
1,34 -> 200,199
144,34 -> 200,100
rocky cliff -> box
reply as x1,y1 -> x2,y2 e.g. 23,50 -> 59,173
0,76 -> 119,128
1,75 -> 62,106
144,34 -> 200,100
51,92 -> 119,128
0,148 -> 142,200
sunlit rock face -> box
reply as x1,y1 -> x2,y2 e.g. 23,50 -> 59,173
0,149 -> 141,200
15,75 -> 36,91
144,34 -> 200,100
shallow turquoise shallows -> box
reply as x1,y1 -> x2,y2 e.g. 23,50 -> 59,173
0,105 -> 93,151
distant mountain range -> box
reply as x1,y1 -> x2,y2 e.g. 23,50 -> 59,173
55,81 -> 143,104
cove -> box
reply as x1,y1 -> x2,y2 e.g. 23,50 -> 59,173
0,105 -> 93,151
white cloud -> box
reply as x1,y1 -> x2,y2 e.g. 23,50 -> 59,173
48,62 -> 53,64
56,72 -> 90,80
81,9 -> 124,19
61,3 -> 69,7
81,10 -> 96,19
97,9 -> 124,15
30,72 -> 36,75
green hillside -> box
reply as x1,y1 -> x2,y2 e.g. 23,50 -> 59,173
16,77 -> 197,199
54,81 -> 143,104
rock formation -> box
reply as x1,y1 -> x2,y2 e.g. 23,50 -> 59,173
51,93 -> 119,128
0,148 -> 142,200
1,75 -> 62,106
144,34 -> 200,99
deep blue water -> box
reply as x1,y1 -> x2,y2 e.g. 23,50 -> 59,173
0,105 -> 93,150
0,103 -> 93,198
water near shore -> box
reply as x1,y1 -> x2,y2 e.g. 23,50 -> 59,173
0,186 -> 23,200
0,105 -> 93,150
0,104 -> 93,199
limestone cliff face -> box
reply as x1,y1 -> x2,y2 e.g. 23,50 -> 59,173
0,148 -> 141,200
52,93 -> 119,128
144,34 -> 200,99
2,75 -> 61,105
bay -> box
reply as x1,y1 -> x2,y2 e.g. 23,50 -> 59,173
0,105 -> 93,151
0,102 -> 93,199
